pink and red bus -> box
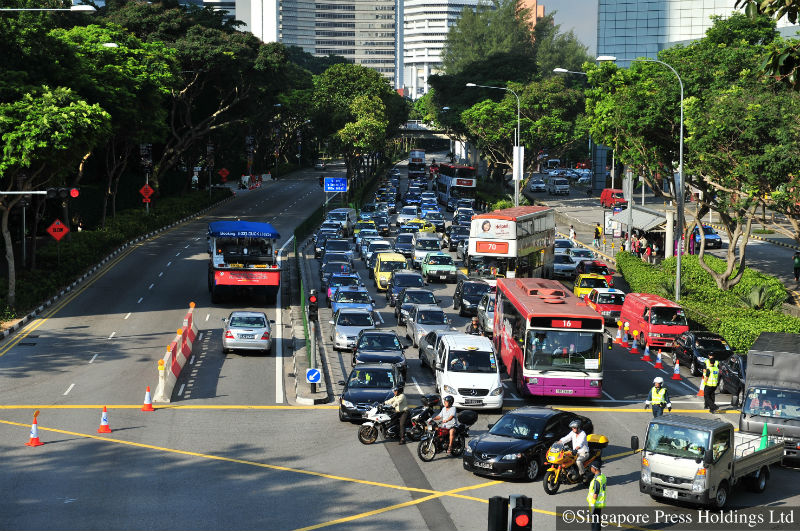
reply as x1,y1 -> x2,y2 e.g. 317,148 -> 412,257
493,278 -> 605,398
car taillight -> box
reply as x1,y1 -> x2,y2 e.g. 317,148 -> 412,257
261,332 -> 270,340
225,331 -> 234,339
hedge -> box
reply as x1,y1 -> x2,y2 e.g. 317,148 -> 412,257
0,188 -> 232,319
615,251 -> 800,354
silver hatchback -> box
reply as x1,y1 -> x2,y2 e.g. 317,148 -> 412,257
222,311 -> 274,354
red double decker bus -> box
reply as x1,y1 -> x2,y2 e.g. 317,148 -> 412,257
493,278 -> 605,398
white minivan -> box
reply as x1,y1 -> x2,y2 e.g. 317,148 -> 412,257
434,334 -> 503,410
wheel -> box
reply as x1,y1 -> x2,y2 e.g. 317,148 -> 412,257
451,435 -> 466,457
407,424 -> 424,442
690,358 -> 699,377
711,481 -> 729,509
418,439 -> 437,462
748,467 -> 768,493
543,470 -> 561,494
525,456 -> 541,481
514,363 -> 527,397
338,407 -> 347,422
458,305 -> 465,317
358,425 -> 379,445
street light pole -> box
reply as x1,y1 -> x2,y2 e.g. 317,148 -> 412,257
466,83 -> 522,206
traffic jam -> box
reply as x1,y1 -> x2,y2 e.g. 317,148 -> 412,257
307,152 -> 796,513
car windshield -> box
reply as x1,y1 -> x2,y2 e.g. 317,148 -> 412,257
586,264 -> 610,275
743,388 -> 800,421
416,240 -> 439,251
324,252 -> 349,263
447,349 -> 497,373
404,291 -> 436,305
396,234 -> 413,244
650,307 -> 688,326
358,334 -> 401,350
464,282 -> 490,295
395,274 -> 424,288
525,330 -> 603,371
355,222 -> 373,230
327,213 -> 347,221
696,337 -> 728,351
428,255 -> 453,266
612,192 -> 624,199
401,207 -> 418,215
229,315 -> 266,327
326,240 -> 351,252
485,297 -> 496,312
368,242 -> 392,252
330,276 -> 359,288
554,255 -> 574,264
452,226 -> 469,236
555,240 -> 573,249
335,291 -> 372,304
645,423 -> 710,459
373,216 -> 388,225
380,260 -> 406,272
580,277 -> 608,289
337,312 -> 374,327
323,262 -> 351,274
361,204 -> 376,213
488,414 -> 546,441
321,222 -> 340,230
701,226 -> 716,235
571,249 -> 593,258
417,310 -> 446,325
346,369 -> 395,389
597,293 -> 625,305
425,212 -> 443,220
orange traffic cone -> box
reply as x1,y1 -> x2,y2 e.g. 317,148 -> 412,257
641,344 -> 652,362
654,349 -> 664,369
97,406 -> 112,433
25,412 -> 44,447
697,375 -> 706,397
142,386 -> 155,412
630,336 -> 640,355
671,359 -> 682,380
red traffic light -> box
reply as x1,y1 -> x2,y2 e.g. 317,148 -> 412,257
69,188 -> 80,199
514,514 -> 530,527
309,295 -> 317,303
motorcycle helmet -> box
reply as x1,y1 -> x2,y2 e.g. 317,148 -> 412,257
569,420 -> 581,430
444,395 -> 454,405
653,376 -> 664,385
393,385 -> 404,394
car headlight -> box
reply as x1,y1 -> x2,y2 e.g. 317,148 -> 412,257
641,456 -> 651,484
502,453 -> 522,461
401,308 -> 410,315
443,384 -> 457,394
489,387 -> 503,396
464,443 -> 473,455
462,300 -> 472,307
341,399 -> 355,409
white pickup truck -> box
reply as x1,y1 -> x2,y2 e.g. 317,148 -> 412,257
632,414 -> 784,509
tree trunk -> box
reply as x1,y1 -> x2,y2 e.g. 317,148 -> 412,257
696,203 -> 756,290
1,199 -> 20,308
30,196 -> 45,270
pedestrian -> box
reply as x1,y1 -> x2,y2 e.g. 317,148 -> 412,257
644,376 -> 672,417
384,386 -> 409,444
644,243 -> 652,263
569,225 -> 576,243
593,223 -> 602,248
704,352 -> 720,412
587,460 -> 606,531
793,251 -> 800,283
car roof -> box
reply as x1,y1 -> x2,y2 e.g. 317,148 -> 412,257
337,286 -> 368,293
337,308 -> 372,315
440,334 -> 493,350
393,270 -> 421,277
229,311 -> 267,318
504,406 -> 564,419
415,304 -> 444,311
360,329 -> 398,337
350,363 -> 396,371
692,331 -> 725,340
425,251 -> 449,257
590,288 -> 622,295
464,278 -> 489,284
577,273 -> 607,280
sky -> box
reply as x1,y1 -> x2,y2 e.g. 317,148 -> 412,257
548,0 -> 599,56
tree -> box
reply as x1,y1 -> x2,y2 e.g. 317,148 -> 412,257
737,0 -> 800,89
533,14 -> 591,79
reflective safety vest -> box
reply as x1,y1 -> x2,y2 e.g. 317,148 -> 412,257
650,387 -> 667,405
705,360 -> 720,387
587,473 -> 607,509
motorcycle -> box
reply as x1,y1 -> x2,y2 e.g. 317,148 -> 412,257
417,410 -> 478,462
357,401 -> 437,445
542,434 -> 608,494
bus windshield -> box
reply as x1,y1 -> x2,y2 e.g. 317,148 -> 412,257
524,330 -> 602,371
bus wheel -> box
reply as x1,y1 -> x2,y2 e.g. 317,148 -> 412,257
514,363 -> 526,397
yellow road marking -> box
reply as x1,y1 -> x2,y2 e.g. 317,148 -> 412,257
292,481 -> 502,531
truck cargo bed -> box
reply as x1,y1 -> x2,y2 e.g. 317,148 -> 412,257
732,432 -> 783,479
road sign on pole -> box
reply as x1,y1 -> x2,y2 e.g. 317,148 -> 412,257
139,184 -> 154,199
46,219 -> 69,241
218,168 -> 229,179
323,177 -> 348,193
306,369 -> 321,384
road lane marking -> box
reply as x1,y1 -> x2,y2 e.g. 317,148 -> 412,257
148,283 -> 154,290
375,312 -> 384,324
63,384 -> 75,395
137,297 -> 143,304
167,261 -> 172,267
189,356 -> 195,365
178,384 -> 185,396
205,314 -> 210,321
124,313 -> 131,320
602,390 -> 617,401
198,332 -> 204,341
108,332 -> 116,340
175,252 -> 180,257
410,377 -> 423,395
89,354 -> 98,364
158,272 -> 163,277
185,244 -> 190,249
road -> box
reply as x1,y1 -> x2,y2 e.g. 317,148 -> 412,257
0,161 -> 798,531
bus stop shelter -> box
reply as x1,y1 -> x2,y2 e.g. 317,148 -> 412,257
604,205 -> 678,258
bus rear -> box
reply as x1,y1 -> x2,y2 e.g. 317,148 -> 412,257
493,278 -> 604,398
409,149 -> 426,178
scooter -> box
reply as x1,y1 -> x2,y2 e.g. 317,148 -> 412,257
542,434 -> 608,494
417,410 -> 478,462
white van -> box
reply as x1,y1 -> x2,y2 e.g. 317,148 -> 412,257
546,176 -> 570,195
326,208 -> 357,237
434,334 -> 503,410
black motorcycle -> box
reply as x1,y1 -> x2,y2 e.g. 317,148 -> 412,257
417,410 -> 478,461
357,400 -> 438,445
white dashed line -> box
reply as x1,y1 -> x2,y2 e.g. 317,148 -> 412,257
175,252 -> 181,257
411,377 -> 424,396
89,354 -> 98,364
185,244 -> 190,249
63,384 -> 75,395
158,272 -> 163,277
148,283 -> 154,290
137,297 -> 143,304
178,383 -> 185,396
602,390 -> 618,401
190,356 -> 195,365
199,332 -> 205,341
124,312 -> 131,320
108,332 -> 116,340
375,312 -> 384,324
167,261 -> 172,267
205,314 -> 210,322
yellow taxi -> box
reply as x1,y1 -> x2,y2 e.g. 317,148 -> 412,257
408,218 -> 436,233
373,252 -> 408,290
573,273 -> 609,299
353,220 -> 376,238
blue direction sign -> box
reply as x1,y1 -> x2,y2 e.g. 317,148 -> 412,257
324,177 -> 348,193
306,368 -> 321,384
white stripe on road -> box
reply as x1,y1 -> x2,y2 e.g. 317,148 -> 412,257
137,297 -> 143,304
411,377 -> 424,396
63,384 -> 75,395
375,312 -> 384,324
175,252 -> 181,257
166,261 -> 172,267
89,353 -> 98,364
275,237 -> 295,404
124,312 -> 131,320
148,283 -> 154,290
198,332 -> 204,342
108,332 -> 116,340
602,390 -> 618,401
205,313 -> 210,322
158,272 -> 163,277
178,383 -> 185,396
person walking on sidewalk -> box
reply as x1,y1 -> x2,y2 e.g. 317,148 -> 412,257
569,225 -> 576,244
593,223 -> 602,248
793,251 -> 800,283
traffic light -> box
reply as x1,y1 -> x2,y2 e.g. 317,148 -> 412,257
319,176 -> 324,188
46,188 -> 80,200
509,495 -> 532,531
308,290 -> 318,321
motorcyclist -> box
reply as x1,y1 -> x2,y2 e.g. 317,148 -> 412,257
559,419 -> 590,480
384,386 -> 409,445
465,316 -> 482,335
645,376 -> 672,417
432,395 -> 457,455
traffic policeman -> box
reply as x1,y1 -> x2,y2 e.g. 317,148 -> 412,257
587,460 -> 606,531
704,352 -> 720,412
644,376 -> 672,417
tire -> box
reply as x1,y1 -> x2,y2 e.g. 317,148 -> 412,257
458,305 -> 466,318
690,358 -> 699,377
525,456 -> 541,481
748,467 -> 768,493
543,470 -> 561,495
514,363 -> 527,397
418,439 -> 437,461
711,481 -> 729,509
358,425 -> 379,445
451,435 -> 466,457
338,408 -> 347,422
407,425 -> 424,442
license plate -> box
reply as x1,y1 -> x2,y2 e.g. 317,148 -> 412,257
439,275 -> 447,280
474,461 -> 493,469
662,489 -> 678,499
555,389 -> 574,394
239,334 -> 255,339
464,399 -> 483,405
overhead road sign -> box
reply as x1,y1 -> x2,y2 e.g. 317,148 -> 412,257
324,177 -> 348,193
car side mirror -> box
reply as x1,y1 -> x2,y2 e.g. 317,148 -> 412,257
435,363 -> 442,370
338,380 -> 346,386
703,449 -> 714,466
270,320 -> 276,324
329,320 -> 335,325
731,395 -> 739,408
631,435 -> 639,451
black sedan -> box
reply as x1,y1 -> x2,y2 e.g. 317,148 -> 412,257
444,225 -> 470,251
674,331 -> 732,376
453,278 -> 492,317
338,363 -> 403,422
352,329 -> 408,377
385,270 -> 425,307
394,288 -> 438,325
463,407 -> 593,481
719,354 -> 747,400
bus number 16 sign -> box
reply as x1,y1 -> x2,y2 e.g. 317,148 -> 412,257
552,319 -> 581,329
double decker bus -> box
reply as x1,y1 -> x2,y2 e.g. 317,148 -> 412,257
408,149 -> 426,179
436,163 -> 476,208
494,278 -> 605,398
467,206 -> 555,280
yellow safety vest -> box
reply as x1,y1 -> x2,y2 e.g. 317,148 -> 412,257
587,473 -> 607,509
650,387 -> 667,405
705,360 -> 720,387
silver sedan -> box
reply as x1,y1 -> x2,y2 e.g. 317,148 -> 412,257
222,311 -> 274,354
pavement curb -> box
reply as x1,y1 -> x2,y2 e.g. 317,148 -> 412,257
0,194 -> 236,341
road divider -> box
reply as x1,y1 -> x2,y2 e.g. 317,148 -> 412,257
153,303 -> 198,403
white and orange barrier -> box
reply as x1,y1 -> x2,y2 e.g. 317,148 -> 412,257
153,302 -> 198,403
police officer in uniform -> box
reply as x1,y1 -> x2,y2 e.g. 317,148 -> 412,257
704,352 -> 720,412
644,376 -> 672,417
587,460 -> 606,531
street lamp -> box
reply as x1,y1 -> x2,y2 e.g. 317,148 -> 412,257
597,55 -> 685,301
466,82 -> 522,207
0,4 -> 96,11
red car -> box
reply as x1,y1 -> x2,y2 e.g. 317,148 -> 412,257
574,260 -> 615,287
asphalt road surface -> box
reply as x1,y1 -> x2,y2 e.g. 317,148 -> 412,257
1,161 -> 798,531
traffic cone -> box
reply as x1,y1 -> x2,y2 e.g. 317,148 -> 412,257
629,336 -> 640,355
25,413 -> 44,447
141,386 -> 155,412
671,359 -> 682,380
621,331 -> 629,349
97,406 -> 112,433
614,327 -> 622,344
697,375 -> 706,397
654,349 -> 664,369
641,344 -> 652,362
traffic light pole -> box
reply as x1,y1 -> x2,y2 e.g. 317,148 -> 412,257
309,321 -> 317,394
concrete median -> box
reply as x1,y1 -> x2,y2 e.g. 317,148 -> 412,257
153,302 -> 198,403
